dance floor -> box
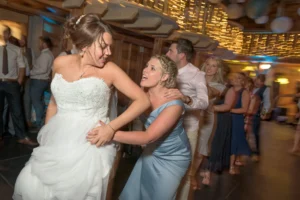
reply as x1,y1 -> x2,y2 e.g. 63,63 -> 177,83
1,121 -> 300,200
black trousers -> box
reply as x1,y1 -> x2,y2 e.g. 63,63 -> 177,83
252,115 -> 261,155
0,81 -> 26,139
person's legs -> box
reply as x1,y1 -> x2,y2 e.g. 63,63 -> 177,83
176,130 -> 198,200
290,123 -> 300,153
4,82 -> 27,139
0,84 -> 5,140
252,116 -> 261,160
30,79 -> 49,127
192,153 -> 205,189
23,78 -> 32,126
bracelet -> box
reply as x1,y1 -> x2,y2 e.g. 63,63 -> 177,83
107,123 -> 116,132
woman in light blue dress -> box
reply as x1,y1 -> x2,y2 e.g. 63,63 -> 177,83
90,55 -> 191,200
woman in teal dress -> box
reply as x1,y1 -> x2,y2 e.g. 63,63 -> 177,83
108,55 -> 191,200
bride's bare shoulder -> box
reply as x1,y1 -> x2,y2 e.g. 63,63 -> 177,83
53,55 -> 78,72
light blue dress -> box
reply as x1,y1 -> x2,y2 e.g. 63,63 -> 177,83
119,100 -> 191,200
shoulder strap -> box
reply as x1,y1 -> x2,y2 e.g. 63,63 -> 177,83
164,99 -> 184,107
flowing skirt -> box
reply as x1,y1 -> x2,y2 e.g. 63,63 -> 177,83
13,112 -> 117,200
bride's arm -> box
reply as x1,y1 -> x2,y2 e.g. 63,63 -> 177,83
112,105 -> 183,145
45,59 -> 60,124
89,62 -> 150,146
45,95 -> 57,124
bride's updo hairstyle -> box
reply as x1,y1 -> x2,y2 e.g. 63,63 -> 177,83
64,13 -> 112,50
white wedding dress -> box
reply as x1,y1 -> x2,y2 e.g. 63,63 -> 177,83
13,74 -> 117,200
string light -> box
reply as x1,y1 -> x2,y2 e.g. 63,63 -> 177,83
104,1 -> 299,57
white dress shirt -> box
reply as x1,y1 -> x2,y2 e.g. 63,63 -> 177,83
30,48 -> 54,80
0,43 -> 25,80
177,63 -> 209,132
22,48 -> 35,77
253,87 -> 271,112
58,48 -> 79,57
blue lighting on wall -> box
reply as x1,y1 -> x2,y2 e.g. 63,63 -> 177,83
250,55 -> 278,63
46,7 -> 57,14
41,16 -> 58,25
43,23 -> 53,33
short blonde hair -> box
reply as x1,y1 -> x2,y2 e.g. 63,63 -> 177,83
152,55 -> 178,88
201,56 -> 225,84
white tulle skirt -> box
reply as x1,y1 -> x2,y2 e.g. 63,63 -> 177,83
13,112 -> 117,200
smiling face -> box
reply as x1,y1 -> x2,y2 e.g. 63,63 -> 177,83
204,58 -> 218,77
140,57 -> 167,88
84,32 -> 113,68
232,73 -> 245,87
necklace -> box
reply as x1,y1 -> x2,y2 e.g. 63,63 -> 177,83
79,66 -> 89,79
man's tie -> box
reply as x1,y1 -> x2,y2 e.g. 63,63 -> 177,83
2,45 -> 8,75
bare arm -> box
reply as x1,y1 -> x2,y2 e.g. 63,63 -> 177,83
16,48 -> 25,84
113,105 -> 183,145
213,87 -> 236,112
89,62 -> 150,146
18,68 -> 25,85
44,58 -> 60,124
231,90 -> 250,114
208,85 -> 221,99
107,62 -> 150,131
164,71 -> 208,110
247,95 -> 260,115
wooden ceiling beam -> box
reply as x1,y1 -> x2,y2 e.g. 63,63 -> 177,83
35,0 -> 70,13
0,0 -> 65,23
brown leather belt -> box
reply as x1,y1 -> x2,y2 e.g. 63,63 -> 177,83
0,78 -> 18,82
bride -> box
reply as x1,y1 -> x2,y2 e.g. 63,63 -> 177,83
13,13 -> 150,200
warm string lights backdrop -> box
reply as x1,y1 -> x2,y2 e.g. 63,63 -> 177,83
101,0 -> 300,58
242,33 -> 300,58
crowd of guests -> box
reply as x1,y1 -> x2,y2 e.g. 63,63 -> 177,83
0,26 -> 54,146
0,13 -> 284,200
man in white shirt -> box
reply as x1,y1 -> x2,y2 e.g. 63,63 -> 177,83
30,36 -> 54,128
58,44 -> 79,57
252,74 -> 271,161
19,35 -> 35,127
166,38 -> 208,200
0,26 -> 37,146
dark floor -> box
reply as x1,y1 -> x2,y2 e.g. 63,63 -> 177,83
1,121 -> 300,200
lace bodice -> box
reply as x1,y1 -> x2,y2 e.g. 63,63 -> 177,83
51,73 -> 111,119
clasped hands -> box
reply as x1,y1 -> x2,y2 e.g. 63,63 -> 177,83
86,121 -> 115,147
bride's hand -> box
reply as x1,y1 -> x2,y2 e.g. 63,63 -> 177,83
86,121 -> 115,147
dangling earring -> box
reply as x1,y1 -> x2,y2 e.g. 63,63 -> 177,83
80,50 -> 85,57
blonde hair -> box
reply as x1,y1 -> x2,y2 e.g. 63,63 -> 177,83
152,55 -> 178,88
201,56 -> 225,84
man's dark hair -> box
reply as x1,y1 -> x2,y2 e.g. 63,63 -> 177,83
257,74 -> 266,83
40,36 -> 53,49
3,25 -> 11,35
172,38 -> 194,62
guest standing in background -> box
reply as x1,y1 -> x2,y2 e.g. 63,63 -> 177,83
19,35 -> 35,128
30,36 -> 54,129
166,38 -> 208,200
192,56 -> 226,189
230,73 -> 251,175
0,26 -> 37,146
